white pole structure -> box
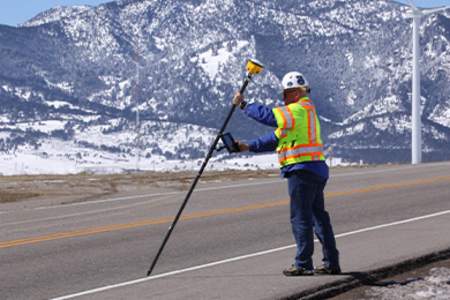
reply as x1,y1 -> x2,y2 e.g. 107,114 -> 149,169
407,1 -> 449,164
411,8 -> 421,164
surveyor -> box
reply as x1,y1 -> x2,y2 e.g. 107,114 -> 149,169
232,72 -> 341,276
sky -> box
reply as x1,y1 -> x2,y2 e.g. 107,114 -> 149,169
0,0 -> 450,27
0,0 -> 110,26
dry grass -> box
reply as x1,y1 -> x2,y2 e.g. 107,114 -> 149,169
0,191 -> 41,203
0,165 -> 387,205
0,170 -> 279,204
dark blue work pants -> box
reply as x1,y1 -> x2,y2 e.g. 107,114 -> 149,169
287,171 -> 340,270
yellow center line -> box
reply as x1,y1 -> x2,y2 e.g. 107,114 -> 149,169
1,175 -> 450,250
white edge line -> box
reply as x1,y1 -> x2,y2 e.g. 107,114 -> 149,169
33,162 -> 450,211
50,209 -> 450,300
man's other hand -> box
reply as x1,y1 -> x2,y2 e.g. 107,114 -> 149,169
232,92 -> 244,106
236,141 -> 249,152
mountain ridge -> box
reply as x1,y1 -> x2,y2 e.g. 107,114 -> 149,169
0,0 -> 449,174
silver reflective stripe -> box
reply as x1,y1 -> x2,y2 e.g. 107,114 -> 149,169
279,106 -> 294,128
278,145 -> 324,161
309,110 -> 317,142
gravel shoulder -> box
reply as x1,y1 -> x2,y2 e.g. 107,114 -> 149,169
331,255 -> 450,300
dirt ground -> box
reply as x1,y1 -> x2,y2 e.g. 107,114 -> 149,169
0,169 -> 280,205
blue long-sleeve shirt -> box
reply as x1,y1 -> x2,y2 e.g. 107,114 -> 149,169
243,103 -> 329,180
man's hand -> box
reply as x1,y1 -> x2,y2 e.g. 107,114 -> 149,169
236,141 -> 249,152
232,92 -> 244,106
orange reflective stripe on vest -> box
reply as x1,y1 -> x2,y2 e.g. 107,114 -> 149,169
300,99 -> 318,144
278,144 -> 324,164
307,109 -> 317,143
274,106 -> 295,129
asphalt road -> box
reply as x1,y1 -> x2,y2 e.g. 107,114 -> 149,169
1,162 -> 450,299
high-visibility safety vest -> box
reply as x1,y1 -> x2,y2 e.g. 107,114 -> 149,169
272,97 -> 325,167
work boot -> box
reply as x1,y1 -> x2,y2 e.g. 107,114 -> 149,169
314,265 -> 342,275
283,265 -> 314,277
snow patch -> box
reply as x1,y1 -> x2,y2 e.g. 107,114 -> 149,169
3,120 -> 67,133
47,100 -> 77,109
154,36 -> 166,51
367,267 -> 450,300
44,78 -> 74,93
329,123 -> 365,139
194,40 -> 249,79
345,95 -> 401,125
345,52 -> 354,66
430,103 -> 450,128
346,90 -> 356,105
364,54 -> 380,69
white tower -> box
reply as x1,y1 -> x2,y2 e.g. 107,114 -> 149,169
407,1 -> 449,164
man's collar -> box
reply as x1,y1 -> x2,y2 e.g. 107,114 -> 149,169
284,96 -> 310,106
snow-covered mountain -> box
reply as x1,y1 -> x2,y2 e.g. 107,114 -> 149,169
1,0 -> 449,174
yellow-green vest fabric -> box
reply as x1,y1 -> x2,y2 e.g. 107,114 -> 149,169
272,97 -> 325,168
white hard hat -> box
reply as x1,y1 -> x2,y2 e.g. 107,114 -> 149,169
281,71 -> 309,90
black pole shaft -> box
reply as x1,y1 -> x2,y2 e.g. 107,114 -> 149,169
147,75 -> 251,276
